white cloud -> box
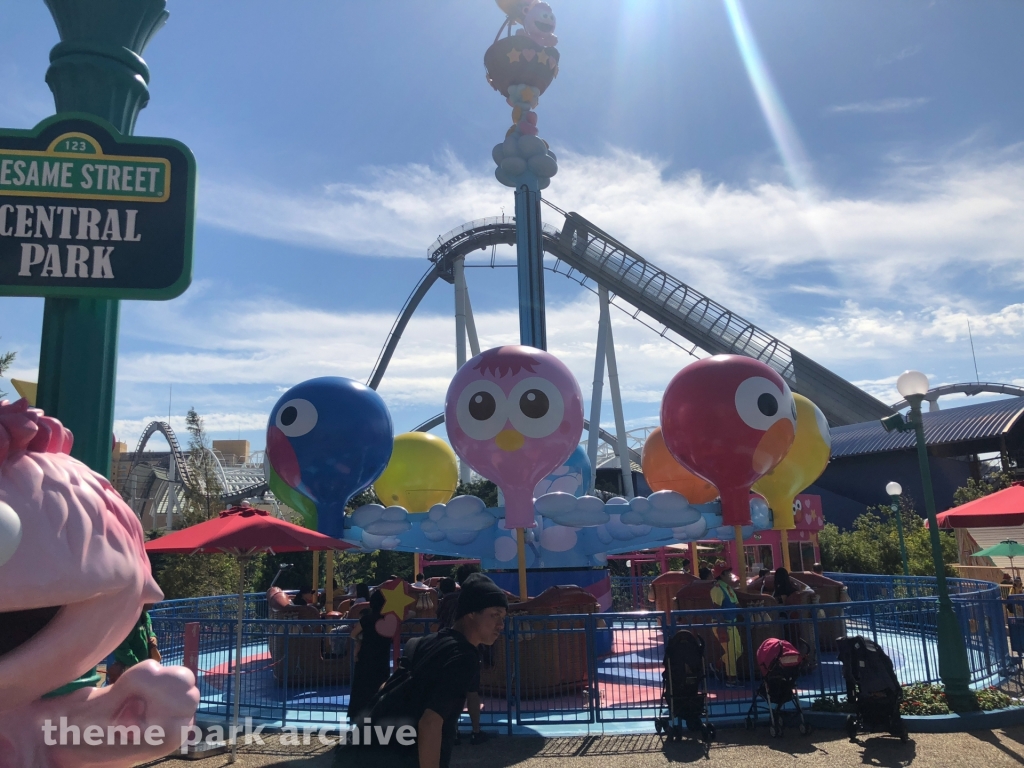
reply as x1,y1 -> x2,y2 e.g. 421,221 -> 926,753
198,152 -> 508,259
779,302 -> 1024,362
827,97 -> 930,114
41,141 -> 1024,447
198,144 -> 1024,313
114,292 -> 697,413
112,412 -> 270,447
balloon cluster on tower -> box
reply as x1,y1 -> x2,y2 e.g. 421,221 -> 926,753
485,0 -> 561,189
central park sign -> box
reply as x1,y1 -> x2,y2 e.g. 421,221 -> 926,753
0,113 -> 196,300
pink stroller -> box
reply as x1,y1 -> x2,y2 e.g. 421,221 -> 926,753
744,637 -> 812,738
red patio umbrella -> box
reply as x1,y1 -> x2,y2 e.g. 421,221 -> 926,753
932,485 -> 1024,529
146,506 -> 355,762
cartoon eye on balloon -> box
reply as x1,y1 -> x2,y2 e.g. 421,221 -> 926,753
456,380 -> 509,440
274,398 -> 318,437
507,377 -> 565,438
734,377 -> 796,432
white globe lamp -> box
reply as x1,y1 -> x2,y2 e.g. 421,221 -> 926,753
896,370 -> 929,398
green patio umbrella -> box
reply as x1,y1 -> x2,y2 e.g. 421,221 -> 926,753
973,540 -> 1024,576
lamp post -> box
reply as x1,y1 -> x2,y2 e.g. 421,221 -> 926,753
880,370 -> 974,710
886,481 -> 909,576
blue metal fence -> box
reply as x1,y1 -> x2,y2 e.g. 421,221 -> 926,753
148,575 -> 1012,730
610,575 -> 656,611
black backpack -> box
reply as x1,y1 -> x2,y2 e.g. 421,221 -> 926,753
364,632 -> 451,732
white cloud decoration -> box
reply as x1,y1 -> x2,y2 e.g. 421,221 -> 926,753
421,495 -> 497,545
360,533 -> 403,550
535,493 -> 610,527
350,504 -> 412,536
620,491 -> 702,528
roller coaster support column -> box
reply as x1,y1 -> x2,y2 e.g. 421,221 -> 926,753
455,256 -> 468,368
586,292 -> 609,494
454,256 -> 472,483
516,178 -> 547,350
36,0 -> 168,478
464,291 -> 481,356
601,288 -> 634,499
166,455 -> 177,529
515,177 -> 546,600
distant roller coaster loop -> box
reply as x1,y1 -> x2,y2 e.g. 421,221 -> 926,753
125,421 -> 268,505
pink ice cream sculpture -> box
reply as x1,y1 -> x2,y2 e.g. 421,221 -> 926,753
445,345 -> 584,529
0,399 -> 199,767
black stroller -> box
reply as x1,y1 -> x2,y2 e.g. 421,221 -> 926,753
745,637 -> 812,737
655,630 -> 716,749
836,635 -> 909,743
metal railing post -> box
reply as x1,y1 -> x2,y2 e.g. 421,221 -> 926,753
504,622 -> 514,736
513,617 -> 523,727
811,607 -> 826,699
586,614 -> 598,723
282,627 -> 290,727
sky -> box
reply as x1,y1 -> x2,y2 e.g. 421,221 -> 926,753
1,0 -> 1022,456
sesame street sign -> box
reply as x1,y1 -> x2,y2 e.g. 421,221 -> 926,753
0,114 -> 195,300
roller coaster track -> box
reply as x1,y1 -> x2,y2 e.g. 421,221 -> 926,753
889,382 -> 1024,411
367,207 -> 894,427
125,421 -> 268,506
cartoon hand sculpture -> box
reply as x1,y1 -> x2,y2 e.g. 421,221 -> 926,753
0,400 -> 199,767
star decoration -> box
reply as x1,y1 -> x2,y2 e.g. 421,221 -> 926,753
379,579 -> 417,620
537,51 -> 549,65
508,49 -> 521,63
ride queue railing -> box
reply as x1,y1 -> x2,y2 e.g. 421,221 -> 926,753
148,575 -> 1009,730
610,575 -> 657,611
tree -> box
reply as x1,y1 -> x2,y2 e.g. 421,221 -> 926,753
456,479 -> 498,508
153,407 -> 266,599
0,343 -> 14,399
182,407 -> 224,523
953,470 -> 1015,507
819,495 -> 958,576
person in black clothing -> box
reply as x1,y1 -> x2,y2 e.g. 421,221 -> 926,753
347,590 -> 391,722
436,578 -> 458,629
337,573 -> 507,768
773,567 -> 800,602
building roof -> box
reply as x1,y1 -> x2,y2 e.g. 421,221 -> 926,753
829,397 -> 1024,459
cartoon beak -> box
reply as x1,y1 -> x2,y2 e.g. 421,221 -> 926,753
495,429 -> 525,452
752,419 -> 795,475
267,425 -> 301,488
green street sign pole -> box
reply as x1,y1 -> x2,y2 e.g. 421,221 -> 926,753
907,395 -> 975,710
36,0 -> 169,477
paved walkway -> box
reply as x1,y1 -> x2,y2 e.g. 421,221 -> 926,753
144,727 -> 1024,768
